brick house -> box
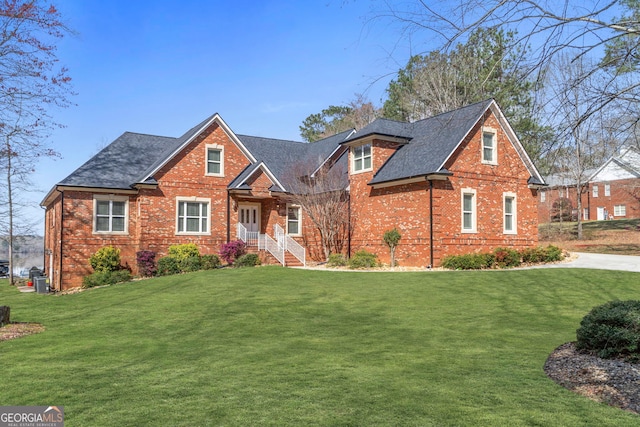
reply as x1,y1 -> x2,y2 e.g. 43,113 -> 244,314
538,147 -> 640,223
41,99 -> 545,290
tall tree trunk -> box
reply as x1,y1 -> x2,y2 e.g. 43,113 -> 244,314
6,138 -> 15,285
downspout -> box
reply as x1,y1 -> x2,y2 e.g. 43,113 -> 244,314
347,189 -> 351,259
226,189 -> 231,243
428,179 -> 434,269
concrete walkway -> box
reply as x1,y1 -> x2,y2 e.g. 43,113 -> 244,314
534,252 -> 640,272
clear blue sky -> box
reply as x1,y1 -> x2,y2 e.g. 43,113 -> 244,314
29,0 -> 421,233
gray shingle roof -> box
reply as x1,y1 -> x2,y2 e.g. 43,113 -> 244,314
231,130 -> 351,190
344,99 -> 494,185
58,132 -> 179,189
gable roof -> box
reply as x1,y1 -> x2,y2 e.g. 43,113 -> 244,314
589,146 -> 640,182
229,130 -> 352,192
56,131 -> 180,190
42,113 -> 352,205
343,99 -> 545,186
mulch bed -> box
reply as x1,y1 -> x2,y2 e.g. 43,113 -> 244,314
544,342 -> 640,415
0,322 -> 45,342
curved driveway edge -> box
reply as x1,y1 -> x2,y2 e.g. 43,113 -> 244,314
539,252 -> 640,272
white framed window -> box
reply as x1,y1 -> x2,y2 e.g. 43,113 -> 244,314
176,197 -> 210,235
461,188 -> 477,233
352,143 -> 372,173
593,185 -> 599,198
540,191 -> 546,203
481,128 -> 497,164
583,208 -> 589,220
604,183 -> 611,197
614,205 -> 626,217
93,195 -> 128,234
286,205 -> 302,236
503,193 -> 517,234
205,144 -> 224,176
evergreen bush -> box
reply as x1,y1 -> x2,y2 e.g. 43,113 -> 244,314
82,270 -> 132,288
168,243 -> 200,263
157,256 -> 180,276
327,253 -> 347,267
576,300 -> 640,362
493,247 -> 521,268
234,253 -> 261,268
348,250 -> 378,269
89,246 -> 122,273
441,253 -> 495,270
200,254 -> 221,270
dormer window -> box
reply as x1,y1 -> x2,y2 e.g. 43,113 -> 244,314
352,143 -> 372,173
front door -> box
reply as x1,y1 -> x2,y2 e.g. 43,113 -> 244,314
239,204 -> 260,233
597,207 -> 605,221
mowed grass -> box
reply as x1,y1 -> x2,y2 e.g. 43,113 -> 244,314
2,267 -> 640,426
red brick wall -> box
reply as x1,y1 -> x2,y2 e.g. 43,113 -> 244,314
48,121 -> 257,290
588,179 -> 640,220
349,111 -> 539,267
537,179 -> 640,224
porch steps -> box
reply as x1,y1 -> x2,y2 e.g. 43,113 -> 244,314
246,247 -> 304,267
284,252 -> 304,267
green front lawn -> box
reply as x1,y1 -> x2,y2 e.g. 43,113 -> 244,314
1,267 -> 639,426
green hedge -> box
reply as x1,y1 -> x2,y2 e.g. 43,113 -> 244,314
441,245 -> 564,270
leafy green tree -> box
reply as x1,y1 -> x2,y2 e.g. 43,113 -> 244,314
383,228 -> 401,268
300,105 -> 352,142
382,27 -> 551,162
299,94 -> 380,142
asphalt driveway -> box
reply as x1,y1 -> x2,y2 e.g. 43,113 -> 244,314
540,252 -> 640,272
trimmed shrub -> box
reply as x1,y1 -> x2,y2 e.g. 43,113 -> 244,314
136,250 -> 157,277
493,247 -> 521,268
234,253 -> 261,268
220,240 -> 247,265
168,243 -> 200,263
89,246 -> 122,273
348,250 -> 378,269
157,256 -> 180,276
327,253 -> 347,267
576,300 -> 640,361
441,253 -> 495,270
520,246 -> 547,264
179,256 -> 202,273
200,254 -> 221,270
82,270 -> 132,288
542,245 -> 564,262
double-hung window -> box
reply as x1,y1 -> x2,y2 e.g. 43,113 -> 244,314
604,184 -> 611,197
614,205 -> 626,217
504,193 -> 517,234
352,143 -> 372,173
593,185 -> 599,197
482,129 -> 497,164
176,198 -> 210,234
287,205 -> 301,236
205,145 -> 224,176
461,189 -> 477,233
94,195 -> 128,234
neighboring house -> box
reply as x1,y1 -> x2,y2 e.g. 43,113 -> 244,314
41,99 -> 545,290
538,147 -> 640,223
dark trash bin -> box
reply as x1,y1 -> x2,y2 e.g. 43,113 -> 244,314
29,267 -> 42,281
34,277 -> 50,294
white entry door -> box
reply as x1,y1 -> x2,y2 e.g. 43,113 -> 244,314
597,207 -> 605,221
239,205 -> 259,233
